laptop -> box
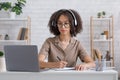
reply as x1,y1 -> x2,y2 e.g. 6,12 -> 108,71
4,45 -> 40,72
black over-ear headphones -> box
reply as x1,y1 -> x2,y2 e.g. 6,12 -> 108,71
51,9 -> 78,27
67,9 -> 77,27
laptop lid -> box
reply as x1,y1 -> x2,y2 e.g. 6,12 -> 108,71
4,45 -> 40,72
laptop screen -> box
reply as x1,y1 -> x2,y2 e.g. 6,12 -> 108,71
4,45 -> 40,72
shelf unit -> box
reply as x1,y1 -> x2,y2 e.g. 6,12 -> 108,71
0,17 -> 31,51
90,16 -> 114,66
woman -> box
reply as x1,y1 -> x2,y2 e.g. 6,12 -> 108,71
39,9 -> 95,70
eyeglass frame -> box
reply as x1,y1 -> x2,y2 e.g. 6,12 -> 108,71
57,22 -> 70,28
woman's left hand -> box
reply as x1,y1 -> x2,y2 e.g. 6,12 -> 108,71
75,63 -> 88,71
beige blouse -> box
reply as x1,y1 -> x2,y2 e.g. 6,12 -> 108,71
39,36 -> 88,67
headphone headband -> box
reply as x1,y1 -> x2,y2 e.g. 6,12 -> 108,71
67,9 -> 77,26
51,9 -> 78,27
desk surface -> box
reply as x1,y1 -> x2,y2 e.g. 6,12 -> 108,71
0,69 -> 118,80
0,69 -> 118,73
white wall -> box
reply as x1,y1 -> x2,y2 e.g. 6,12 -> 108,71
1,0 -> 120,77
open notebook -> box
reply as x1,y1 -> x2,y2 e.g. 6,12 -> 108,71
53,67 -> 75,71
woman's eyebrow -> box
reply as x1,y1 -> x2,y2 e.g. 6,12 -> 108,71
57,20 -> 69,23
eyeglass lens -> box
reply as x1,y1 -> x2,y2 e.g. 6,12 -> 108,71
57,23 -> 70,28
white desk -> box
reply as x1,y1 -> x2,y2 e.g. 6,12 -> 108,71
0,69 -> 118,80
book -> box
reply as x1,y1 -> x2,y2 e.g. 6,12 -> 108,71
20,28 -> 26,40
24,28 -> 28,40
17,28 -> 28,40
17,28 -> 22,40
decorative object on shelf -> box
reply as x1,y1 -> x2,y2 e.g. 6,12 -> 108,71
97,12 -> 102,18
0,0 -> 26,19
97,11 -> 106,18
100,33 -> 106,40
106,51 -> 111,61
4,34 -> 9,40
102,11 -> 106,18
104,31 -> 109,39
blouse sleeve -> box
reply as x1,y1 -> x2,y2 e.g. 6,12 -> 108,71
78,41 -> 88,62
39,38 -> 50,56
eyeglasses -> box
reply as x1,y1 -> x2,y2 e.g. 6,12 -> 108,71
57,22 -> 70,28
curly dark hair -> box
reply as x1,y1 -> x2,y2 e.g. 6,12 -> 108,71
48,9 -> 83,37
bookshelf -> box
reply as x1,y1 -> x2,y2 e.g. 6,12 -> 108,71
90,16 -> 114,67
0,17 -> 31,51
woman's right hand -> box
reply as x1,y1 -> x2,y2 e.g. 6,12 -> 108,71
55,61 -> 68,68
39,54 -> 68,68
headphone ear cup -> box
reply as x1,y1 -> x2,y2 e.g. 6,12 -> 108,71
67,10 -> 77,27
74,19 -> 77,27
52,20 -> 56,27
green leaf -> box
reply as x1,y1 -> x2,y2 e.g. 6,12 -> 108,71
1,2 -> 11,11
0,0 -> 26,15
0,51 -> 4,56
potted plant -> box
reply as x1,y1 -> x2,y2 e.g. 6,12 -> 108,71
0,51 -> 5,71
0,0 -> 26,19
97,12 -> 102,18
0,2 -> 12,18
102,11 -> 106,18
10,0 -> 26,19
11,0 -> 26,15
0,2 -> 11,11
0,51 -> 4,57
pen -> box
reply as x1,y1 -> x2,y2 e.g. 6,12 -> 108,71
57,56 -> 61,61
